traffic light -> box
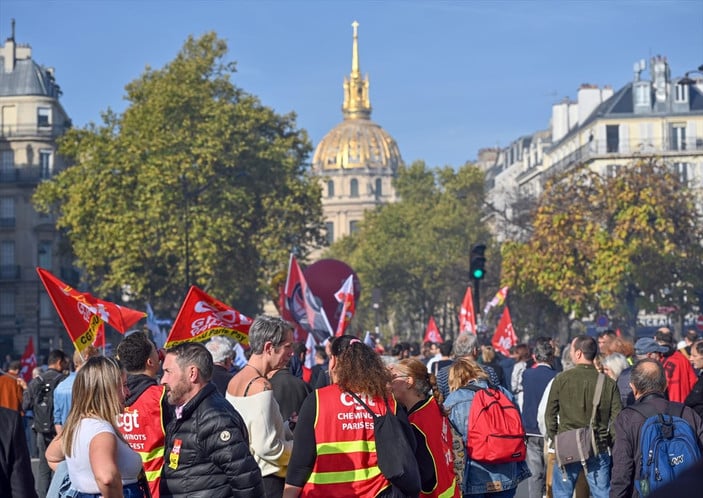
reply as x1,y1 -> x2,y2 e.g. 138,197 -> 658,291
470,244 -> 486,281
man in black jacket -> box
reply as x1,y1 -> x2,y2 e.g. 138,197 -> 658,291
160,342 -> 264,498
685,340 -> 703,419
610,359 -> 703,498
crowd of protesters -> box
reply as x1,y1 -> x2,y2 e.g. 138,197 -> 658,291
3,322 -> 703,497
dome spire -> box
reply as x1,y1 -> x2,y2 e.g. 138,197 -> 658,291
343,20 -> 371,120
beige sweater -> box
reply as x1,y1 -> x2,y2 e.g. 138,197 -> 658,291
226,390 -> 293,477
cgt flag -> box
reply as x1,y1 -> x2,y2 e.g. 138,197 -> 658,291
334,274 -> 356,337
37,268 -> 145,354
423,316 -> 443,344
164,286 -> 253,348
19,337 -> 36,383
284,254 -> 333,343
492,306 -> 518,356
459,286 -> 477,335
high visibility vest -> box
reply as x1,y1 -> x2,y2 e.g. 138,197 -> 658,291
409,397 -> 460,498
119,385 -> 167,498
302,385 -> 393,497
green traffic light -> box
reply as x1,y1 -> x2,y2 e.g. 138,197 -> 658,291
472,268 -> 485,280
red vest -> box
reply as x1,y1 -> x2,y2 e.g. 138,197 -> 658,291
302,385 -> 393,497
409,397 -> 460,498
118,384 -> 167,498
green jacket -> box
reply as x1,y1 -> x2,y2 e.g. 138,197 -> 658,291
545,363 -> 622,452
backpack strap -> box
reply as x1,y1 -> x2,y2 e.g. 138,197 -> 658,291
347,391 -> 390,420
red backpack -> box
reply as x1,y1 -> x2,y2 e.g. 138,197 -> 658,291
465,384 -> 526,464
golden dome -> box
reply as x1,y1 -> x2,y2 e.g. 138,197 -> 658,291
312,21 -> 403,173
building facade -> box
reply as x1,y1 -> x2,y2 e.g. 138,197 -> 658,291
311,22 -> 403,245
485,56 -> 703,241
0,22 -> 72,358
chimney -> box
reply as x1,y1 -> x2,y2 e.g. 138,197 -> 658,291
577,84 -> 603,125
3,19 -> 17,72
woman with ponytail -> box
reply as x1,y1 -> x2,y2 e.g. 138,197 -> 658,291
283,335 -> 414,498
390,358 -> 460,498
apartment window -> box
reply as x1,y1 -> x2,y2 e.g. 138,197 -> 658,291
40,293 -> 53,319
606,125 -> 619,153
350,179 -> 359,198
675,84 -> 689,103
325,222 -> 334,245
349,220 -> 359,234
635,84 -> 651,106
606,164 -> 621,178
0,150 -> 13,181
673,162 -> 689,185
375,178 -> 382,197
0,198 -> 14,228
39,150 -> 52,178
37,107 -> 51,127
1,241 -> 14,266
38,241 -> 52,267
0,290 -> 14,317
327,180 -> 334,198
670,124 -> 686,151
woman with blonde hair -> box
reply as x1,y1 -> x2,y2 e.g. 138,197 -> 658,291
445,357 -> 530,498
389,358 -> 460,497
283,335 -> 418,498
46,356 -> 144,498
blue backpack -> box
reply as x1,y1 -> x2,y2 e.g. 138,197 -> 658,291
631,402 -> 701,496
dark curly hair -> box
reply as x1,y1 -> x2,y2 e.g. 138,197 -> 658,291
331,335 -> 390,398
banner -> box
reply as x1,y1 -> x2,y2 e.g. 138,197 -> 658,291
484,286 -> 510,314
334,274 -> 356,337
146,303 -> 170,349
492,306 -> 518,356
423,316 -> 443,344
283,254 -> 333,343
459,286 -> 477,334
164,286 -> 253,348
19,337 -> 36,382
37,268 -> 145,354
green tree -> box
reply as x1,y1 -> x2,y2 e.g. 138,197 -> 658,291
328,160 -> 493,341
502,158 -> 703,336
33,33 -> 325,316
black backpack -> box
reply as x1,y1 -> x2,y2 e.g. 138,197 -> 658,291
32,372 -> 65,434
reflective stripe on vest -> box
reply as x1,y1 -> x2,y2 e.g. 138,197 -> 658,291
119,384 -> 167,498
302,385 -> 392,498
410,397 -> 460,498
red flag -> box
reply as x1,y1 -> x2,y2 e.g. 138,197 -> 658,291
334,275 -> 355,337
37,268 -> 145,354
492,306 -> 518,356
459,286 -> 477,335
164,286 -> 253,348
283,254 -> 333,343
19,337 -> 36,383
423,316 -> 443,343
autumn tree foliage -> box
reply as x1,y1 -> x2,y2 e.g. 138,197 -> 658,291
501,158 -> 703,333
33,33 -> 324,315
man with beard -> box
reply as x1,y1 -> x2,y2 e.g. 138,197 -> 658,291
160,342 -> 263,498
116,332 -> 170,498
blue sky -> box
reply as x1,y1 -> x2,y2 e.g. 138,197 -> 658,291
2,0 -> 702,168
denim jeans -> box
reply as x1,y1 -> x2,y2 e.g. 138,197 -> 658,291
525,435 -> 546,498
552,452 -> 611,498
465,489 -> 517,498
67,482 -> 144,498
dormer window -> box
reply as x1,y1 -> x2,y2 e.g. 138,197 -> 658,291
675,83 -> 689,103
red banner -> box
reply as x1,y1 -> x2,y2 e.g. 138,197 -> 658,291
459,286 -> 477,335
37,268 -> 145,353
164,286 -> 253,348
492,306 -> 518,356
334,275 -> 355,337
283,254 -> 333,343
19,337 -> 36,382
423,316 -> 443,344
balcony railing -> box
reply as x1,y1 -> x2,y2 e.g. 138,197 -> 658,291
0,165 -> 53,184
0,124 -> 69,139
542,137 -> 703,182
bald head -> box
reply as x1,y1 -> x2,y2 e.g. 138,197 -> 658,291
630,359 -> 667,399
